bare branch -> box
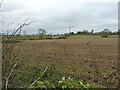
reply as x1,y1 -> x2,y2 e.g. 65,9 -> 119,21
0,0 -> 3,11
6,18 -> 37,41
29,65 -> 50,87
5,61 -> 19,89
2,76 -> 6,80
4,44 -> 23,89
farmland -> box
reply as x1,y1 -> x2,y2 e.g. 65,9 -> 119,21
4,36 -> 118,88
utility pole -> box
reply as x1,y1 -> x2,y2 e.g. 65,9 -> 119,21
69,27 -> 71,34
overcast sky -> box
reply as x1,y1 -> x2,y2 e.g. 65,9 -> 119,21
0,0 -> 118,34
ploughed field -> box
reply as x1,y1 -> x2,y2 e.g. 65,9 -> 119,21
15,37 -> 118,87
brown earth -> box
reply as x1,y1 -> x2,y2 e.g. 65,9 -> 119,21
15,37 -> 118,87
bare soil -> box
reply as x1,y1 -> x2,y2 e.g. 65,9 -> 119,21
16,37 -> 118,87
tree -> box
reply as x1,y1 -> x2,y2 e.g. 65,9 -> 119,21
77,31 -> 82,35
101,28 -> 110,38
91,30 -> 94,35
77,30 -> 89,35
69,32 -> 74,35
38,28 -> 47,40
83,30 -> 88,35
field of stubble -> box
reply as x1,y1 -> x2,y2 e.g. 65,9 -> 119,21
16,37 -> 118,87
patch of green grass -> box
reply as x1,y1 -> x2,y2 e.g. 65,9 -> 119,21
25,35 -> 64,40
109,35 -> 118,38
110,35 -> 118,36
52,35 -> 64,39
67,35 -> 101,39
29,36 -> 39,40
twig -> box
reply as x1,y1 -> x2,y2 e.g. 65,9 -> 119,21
30,65 -> 50,87
2,76 -> 6,80
0,0 -> 3,10
7,18 -> 35,41
5,61 -> 19,89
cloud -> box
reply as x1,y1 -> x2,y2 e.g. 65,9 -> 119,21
1,0 -> 118,34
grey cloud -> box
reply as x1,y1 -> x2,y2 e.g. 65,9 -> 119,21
1,1 -> 118,34
3,0 -> 27,12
